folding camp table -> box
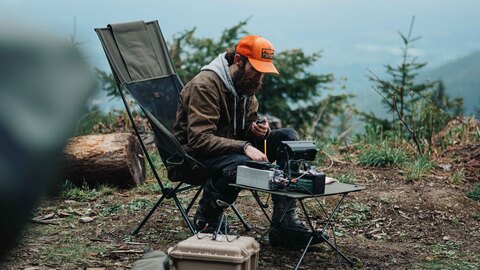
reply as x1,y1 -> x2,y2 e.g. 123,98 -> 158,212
231,182 -> 364,269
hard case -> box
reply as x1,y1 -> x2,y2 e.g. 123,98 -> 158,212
168,234 -> 260,270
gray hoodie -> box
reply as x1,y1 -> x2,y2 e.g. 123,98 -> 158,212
201,53 -> 248,135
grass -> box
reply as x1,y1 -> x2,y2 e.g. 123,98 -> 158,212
144,151 -> 168,181
418,259 -> 480,270
452,169 -> 466,184
415,240 -> 480,270
100,203 -> 124,216
40,239 -> 106,266
466,183 -> 480,201
340,202 -> 371,228
357,142 -> 408,167
333,172 -> 356,184
403,156 -> 436,182
128,198 -> 154,211
59,181 -> 117,202
134,181 -> 162,195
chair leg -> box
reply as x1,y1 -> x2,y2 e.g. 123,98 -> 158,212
132,182 -> 191,235
131,194 -> 167,235
166,182 -> 197,235
186,185 -> 204,215
172,194 -> 196,234
231,204 -> 253,231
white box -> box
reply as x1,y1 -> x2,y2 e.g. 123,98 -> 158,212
236,165 -> 273,190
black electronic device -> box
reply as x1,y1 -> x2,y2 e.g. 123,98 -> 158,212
279,141 -> 319,161
256,118 -> 266,125
246,160 -> 276,170
290,170 -> 326,194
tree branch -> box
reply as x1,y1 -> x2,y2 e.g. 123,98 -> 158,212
368,69 -> 423,155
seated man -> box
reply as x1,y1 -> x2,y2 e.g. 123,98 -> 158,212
172,35 -> 321,248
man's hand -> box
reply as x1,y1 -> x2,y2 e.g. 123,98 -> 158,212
244,144 -> 268,161
252,117 -> 269,138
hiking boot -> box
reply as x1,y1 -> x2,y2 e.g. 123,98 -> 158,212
268,194 -> 326,249
193,181 -> 237,233
193,199 -> 228,233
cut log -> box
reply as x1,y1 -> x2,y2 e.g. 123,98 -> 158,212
63,133 -> 145,188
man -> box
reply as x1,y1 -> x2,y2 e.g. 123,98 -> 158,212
172,35 -> 322,248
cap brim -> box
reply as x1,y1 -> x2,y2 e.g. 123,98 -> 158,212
248,58 -> 279,75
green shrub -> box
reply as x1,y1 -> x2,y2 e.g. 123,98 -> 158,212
466,184 -> 480,201
403,156 -> 436,182
357,143 -> 408,167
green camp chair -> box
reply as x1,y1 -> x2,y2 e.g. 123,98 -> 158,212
95,20 -> 252,235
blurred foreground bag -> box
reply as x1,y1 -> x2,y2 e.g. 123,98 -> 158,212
168,234 -> 260,270
0,22 -> 95,258
131,251 -> 169,270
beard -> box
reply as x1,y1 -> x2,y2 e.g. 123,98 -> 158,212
233,65 -> 263,96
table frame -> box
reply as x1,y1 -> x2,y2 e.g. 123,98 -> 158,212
231,182 -> 365,269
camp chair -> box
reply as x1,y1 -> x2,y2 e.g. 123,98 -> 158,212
95,20 -> 252,235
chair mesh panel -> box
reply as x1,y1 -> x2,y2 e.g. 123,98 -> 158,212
125,75 -> 180,131
124,77 -> 208,185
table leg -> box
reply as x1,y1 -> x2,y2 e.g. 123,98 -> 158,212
294,235 -> 314,270
298,194 -> 355,267
257,198 -> 294,242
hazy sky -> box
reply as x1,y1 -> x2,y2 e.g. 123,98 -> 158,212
1,0 -> 478,112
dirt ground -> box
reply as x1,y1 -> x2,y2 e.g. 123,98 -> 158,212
1,144 -> 479,270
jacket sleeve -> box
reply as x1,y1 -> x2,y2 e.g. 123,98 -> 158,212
185,82 -> 247,155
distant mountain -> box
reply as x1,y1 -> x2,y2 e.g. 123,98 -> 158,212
423,51 -> 480,115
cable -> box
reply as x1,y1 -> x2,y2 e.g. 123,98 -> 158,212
317,149 -> 334,172
212,214 -> 225,240
291,170 -> 309,183
222,216 -> 241,243
195,224 -> 212,239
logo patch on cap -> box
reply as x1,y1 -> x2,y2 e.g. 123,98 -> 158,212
261,48 -> 275,60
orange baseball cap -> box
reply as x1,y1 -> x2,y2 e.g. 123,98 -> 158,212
236,35 -> 279,75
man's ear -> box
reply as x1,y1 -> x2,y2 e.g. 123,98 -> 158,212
233,54 -> 243,66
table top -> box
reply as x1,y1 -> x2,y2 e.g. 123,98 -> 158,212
230,182 -> 365,199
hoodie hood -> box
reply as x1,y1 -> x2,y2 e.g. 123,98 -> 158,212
201,53 -> 247,135
201,53 -> 238,98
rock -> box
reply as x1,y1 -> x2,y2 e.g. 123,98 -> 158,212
79,216 -> 94,223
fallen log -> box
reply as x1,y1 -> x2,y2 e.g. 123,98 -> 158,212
63,133 -> 145,188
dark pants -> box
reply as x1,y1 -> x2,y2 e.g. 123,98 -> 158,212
198,128 -> 299,201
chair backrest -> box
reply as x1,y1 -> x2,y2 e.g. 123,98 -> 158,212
95,20 -> 208,185
96,20 -> 175,84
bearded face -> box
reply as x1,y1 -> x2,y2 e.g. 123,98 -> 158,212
233,60 -> 264,96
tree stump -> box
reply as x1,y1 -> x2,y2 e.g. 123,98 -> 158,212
63,133 -> 145,188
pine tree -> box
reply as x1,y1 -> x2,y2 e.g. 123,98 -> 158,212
366,17 -> 465,155
368,16 -> 434,131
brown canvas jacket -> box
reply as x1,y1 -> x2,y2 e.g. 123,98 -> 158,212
173,70 -> 262,157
